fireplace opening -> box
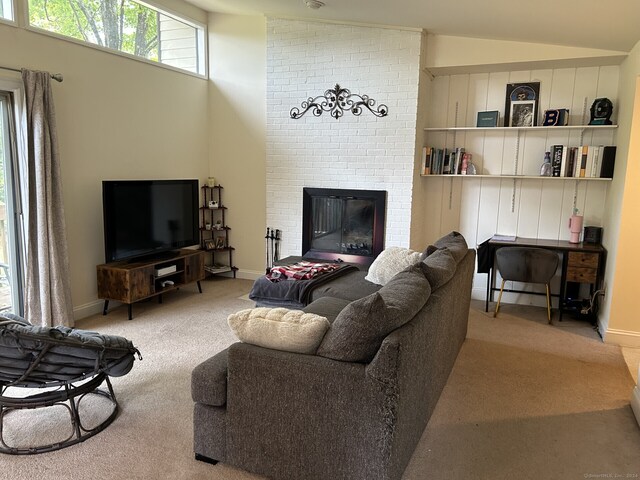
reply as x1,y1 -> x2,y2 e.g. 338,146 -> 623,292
302,188 -> 386,266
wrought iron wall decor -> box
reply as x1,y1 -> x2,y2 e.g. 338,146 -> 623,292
290,84 -> 388,120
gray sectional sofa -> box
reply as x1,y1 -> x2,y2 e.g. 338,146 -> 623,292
191,232 -> 475,480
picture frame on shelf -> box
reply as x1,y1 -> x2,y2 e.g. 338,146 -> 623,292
504,82 -> 540,127
215,237 -> 225,249
509,100 -> 535,127
476,110 -> 499,127
542,108 -> 569,126
204,239 -> 215,250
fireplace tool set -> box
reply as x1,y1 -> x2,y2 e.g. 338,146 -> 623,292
265,228 -> 281,273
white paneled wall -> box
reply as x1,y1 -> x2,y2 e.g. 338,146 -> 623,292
266,18 -> 422,259
423,66 -> 619,303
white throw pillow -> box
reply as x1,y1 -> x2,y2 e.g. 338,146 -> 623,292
227,307 -> 330,354
364,246 -> 423,286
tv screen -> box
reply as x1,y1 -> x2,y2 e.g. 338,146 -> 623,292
102,180 -> 199,263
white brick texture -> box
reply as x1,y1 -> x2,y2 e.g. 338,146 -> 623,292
266,18 -> 421,258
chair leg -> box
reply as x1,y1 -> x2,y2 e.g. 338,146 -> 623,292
546,283 -> 552,324
494,279 -> 506,318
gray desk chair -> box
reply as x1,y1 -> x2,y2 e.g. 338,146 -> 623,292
494,247 -> 559,323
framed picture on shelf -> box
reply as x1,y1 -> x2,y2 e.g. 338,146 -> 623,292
215,237 -> 225,249
504,82 -> 540,127
509,100 -> 535,127
204,239 -> 215,250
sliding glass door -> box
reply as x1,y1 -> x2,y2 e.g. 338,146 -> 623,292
0,92 -> 24,315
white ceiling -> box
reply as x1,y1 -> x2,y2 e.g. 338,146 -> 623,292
187,0 -> 640,53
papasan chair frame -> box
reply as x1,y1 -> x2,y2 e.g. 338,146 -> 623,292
0,313 -> 141,454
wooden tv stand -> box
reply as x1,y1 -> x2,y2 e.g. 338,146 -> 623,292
97,249 -> 205,320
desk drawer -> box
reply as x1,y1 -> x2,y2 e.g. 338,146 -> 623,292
566,266 -> 597,283
567,252 -> 599,269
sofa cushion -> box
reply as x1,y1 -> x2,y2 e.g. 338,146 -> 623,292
421,247 -> 456,290
192,348 -> 229,407
303,297 -> 351,324
310,270 -> 381,303
317,264 -> 431,363
423,231 -> 468,264
364,246 -> 423,286
227,307 -> 330,354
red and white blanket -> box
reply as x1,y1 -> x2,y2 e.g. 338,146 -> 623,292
267,261 -> 341,281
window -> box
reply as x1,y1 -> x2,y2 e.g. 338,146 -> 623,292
0,0 -> 13,21
0,88 -> 26,315
27,0 -> 205,75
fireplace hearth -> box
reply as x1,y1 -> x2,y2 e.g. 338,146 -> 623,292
302,188 -> 386,266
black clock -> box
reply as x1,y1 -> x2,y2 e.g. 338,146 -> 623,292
589,98 -> 613,125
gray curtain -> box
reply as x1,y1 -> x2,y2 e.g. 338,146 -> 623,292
21,69 -> 73,327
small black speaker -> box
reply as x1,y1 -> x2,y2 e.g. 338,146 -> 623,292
583,226 -> 603,244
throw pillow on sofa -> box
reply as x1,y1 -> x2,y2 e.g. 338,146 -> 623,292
317,264 -> 431,363
422,231 -> 468,264
364,246 -> 423,286
228,307 -> 330,354
421,247 -> 456,290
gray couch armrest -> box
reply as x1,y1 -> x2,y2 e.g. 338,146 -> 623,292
225,342 -> 396,480
191,347 -> 229,407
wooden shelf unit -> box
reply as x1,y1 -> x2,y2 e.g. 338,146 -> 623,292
97,249 -> 205,320
200,185 -> 238,277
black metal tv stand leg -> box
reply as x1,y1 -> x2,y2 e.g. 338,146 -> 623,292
128,304 -> 133,320
102,300 -> 109,315
197,281 -> 202,293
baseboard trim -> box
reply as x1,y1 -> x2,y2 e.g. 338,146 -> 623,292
631,387 -> 640,427
602,328 -> 640,348
235,269 -> 263,281
73,300 -> 105,321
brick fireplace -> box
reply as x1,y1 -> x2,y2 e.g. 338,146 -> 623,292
265,19 -> 422,260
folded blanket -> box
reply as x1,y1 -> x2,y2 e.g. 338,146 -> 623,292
268,261 -> 341,281
250,263 -> 358,308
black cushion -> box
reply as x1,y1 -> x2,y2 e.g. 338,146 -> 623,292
0,315 -> 139,385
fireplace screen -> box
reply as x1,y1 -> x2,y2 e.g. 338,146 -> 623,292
302,188 -> 386,265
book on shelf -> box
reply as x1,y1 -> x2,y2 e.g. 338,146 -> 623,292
551,145 -> 563,177
585,146 -> 596,178
590,145 -> 602,178
421,146 -> 431,175
452,147 -> 464,175
565,146 -> 577,177
600,146 -> 616,178
559,146 -> 568,178
461,152 -> 472,175
579,145 -> 589,177
443,150 -> 451,174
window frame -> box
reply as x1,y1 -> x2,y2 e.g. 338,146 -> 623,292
22,0 -> 208,79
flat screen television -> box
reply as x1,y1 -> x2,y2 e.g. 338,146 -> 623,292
102,179 -> 199,263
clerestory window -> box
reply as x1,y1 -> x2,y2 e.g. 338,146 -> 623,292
27,0 -> 206,76
0,0 -> 13,21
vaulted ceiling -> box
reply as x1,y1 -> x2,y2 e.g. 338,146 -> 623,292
187,0 -> 640,53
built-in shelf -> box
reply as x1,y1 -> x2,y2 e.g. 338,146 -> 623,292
424,125 -> 618,132
423,55 -> 627,78
420,174 -> 612,181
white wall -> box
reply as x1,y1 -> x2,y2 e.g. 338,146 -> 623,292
266,19 -> 422,259
601,41 -> 640,345
208,14 -> 266,278
0,1 -> 210,319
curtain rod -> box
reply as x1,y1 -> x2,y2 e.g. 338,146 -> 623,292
0,65 -> 63,82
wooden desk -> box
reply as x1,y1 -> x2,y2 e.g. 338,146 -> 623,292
484,236 -> 606,320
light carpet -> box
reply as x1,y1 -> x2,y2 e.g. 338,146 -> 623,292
1,279 -> 638,479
